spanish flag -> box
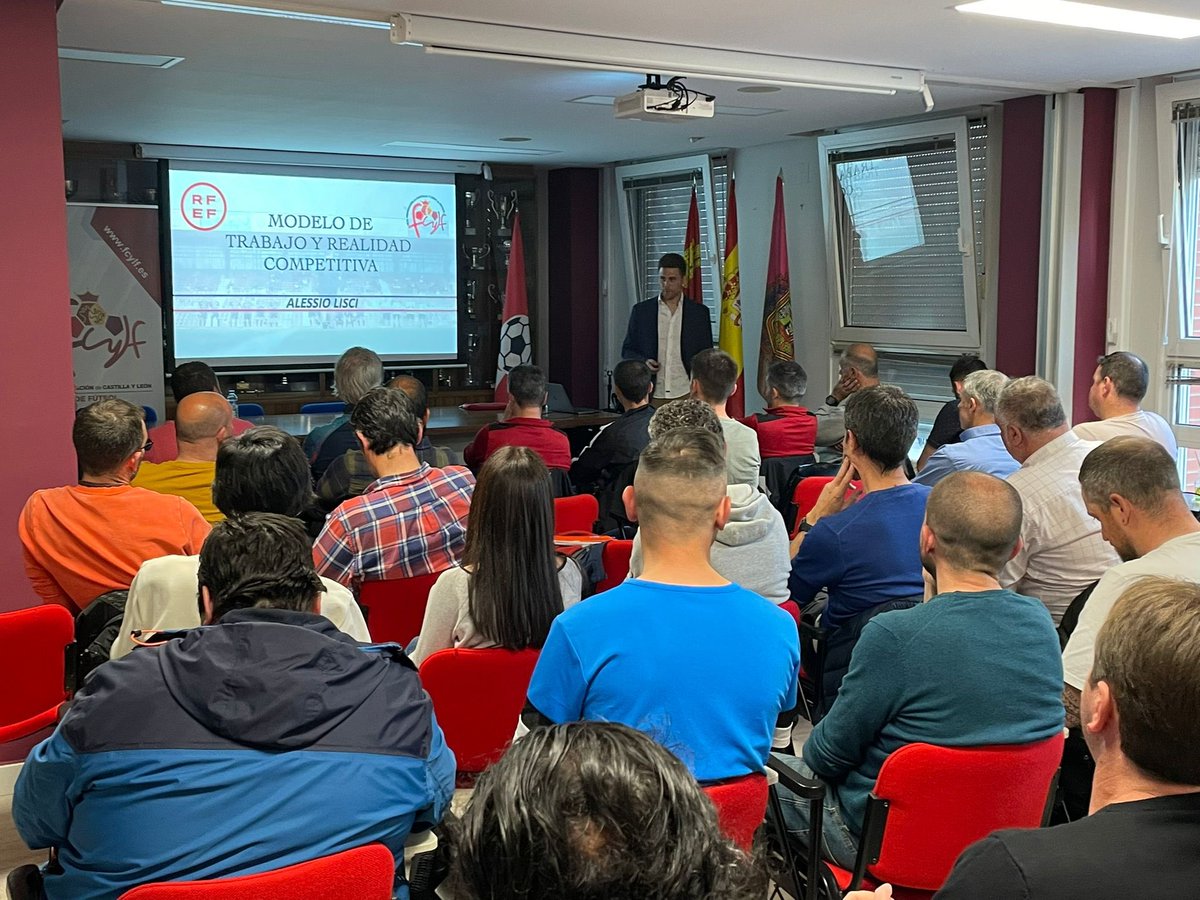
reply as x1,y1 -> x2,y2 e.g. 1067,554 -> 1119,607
683,186 -> 703,304
720,176 -> 745,417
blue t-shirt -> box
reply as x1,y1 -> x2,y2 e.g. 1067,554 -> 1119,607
526,578 -> 801,782
803,589 -> 1064,836
788,482 -> 932,628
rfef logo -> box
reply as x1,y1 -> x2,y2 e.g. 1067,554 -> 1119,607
181,183 -> 227,231
407,196 -> 447,237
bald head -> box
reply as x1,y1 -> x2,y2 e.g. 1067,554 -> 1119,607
176,392 -> 234,447
841,344 -> 879,380
925,471 -> 1023,575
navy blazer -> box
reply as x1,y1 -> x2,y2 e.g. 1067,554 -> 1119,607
620,296 -> 713,374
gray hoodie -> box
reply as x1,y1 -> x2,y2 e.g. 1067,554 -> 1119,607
628,484 -> 791,603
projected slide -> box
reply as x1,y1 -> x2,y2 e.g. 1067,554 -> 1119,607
167,165 -> 458,366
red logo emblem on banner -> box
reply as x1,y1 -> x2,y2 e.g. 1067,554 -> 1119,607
407,196 -> 447,237
181,183 -> 228,231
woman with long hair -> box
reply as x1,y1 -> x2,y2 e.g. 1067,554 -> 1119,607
410,446 -> 582,664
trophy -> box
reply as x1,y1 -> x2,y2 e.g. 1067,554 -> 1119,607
465,334 -> 482,386
463,191 -> 478,236
64,179 -> 78,200
488,190 -> 518,236
465,280 -> 477,319
464,243 -> 492,270
500,238 -> 512,270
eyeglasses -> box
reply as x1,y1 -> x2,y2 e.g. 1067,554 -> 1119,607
140,440 -> 154,453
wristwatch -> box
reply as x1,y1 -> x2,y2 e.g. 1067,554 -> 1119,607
798,517 -> 814,534
825,394 -> 839,407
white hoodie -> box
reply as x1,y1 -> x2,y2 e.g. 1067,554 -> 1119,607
628,484 -> 791,604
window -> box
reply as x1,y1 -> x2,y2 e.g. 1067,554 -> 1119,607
615,155 -> 727,338
818,118 -> 987,349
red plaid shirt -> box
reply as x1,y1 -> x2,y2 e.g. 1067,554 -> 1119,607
313,463 -> 475,590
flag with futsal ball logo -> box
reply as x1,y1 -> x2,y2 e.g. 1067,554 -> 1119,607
494,211 -> 531,403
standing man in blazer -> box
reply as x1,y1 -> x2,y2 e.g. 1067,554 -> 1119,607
621,252 -> 714,405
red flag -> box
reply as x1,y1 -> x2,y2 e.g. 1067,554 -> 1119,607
759,175 -> 795,399
494,212 -> 530,403
683,186 -> 703,303
720,177 -> 745,418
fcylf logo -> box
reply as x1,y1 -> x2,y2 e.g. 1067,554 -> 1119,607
407,196 -> 447,237
181,182 -> 228,231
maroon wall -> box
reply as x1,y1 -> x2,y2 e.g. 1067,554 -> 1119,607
1072,88 -> 1118,423
1,1 -> 78,613
995,95 -> 1046,377
547,168 -> 602,408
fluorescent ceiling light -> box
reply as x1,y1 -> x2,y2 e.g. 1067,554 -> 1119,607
59,47 -> 185,68
956,0 -> 1200,39
569,95 -> 782,117
392,13 -> 930,102
159,0 -> 390,29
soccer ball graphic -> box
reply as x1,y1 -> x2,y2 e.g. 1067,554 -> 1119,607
498,315 -> 530,369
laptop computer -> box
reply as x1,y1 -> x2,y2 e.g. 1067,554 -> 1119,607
546,382 -> 577,414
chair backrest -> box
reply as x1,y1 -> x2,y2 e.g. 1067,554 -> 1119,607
703,773 -> 769,852
118,843 -> 395,899
554,494 -> 599,534
761,454 -> 816,512
358,572 -> 444,647
0,605 -> 74,744
868,734 -> 1065,890
419,648 -> 540,773
236,402 -> 265,418
788,475 -> 862,538
300,401 -> 348,414
597,539 -> 634,592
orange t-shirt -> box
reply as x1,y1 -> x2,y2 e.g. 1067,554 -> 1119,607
18,484 -> 211,613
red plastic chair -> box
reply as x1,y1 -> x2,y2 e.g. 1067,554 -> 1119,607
788,477 -> 862,538
703,773 -> 769,852
358,571 -> 444,647
0,605 -> 74,744
553,494 -> 599,534
770,733 -> 1064,899
419,648 -> 539,777
597,539 -> 634,592
118,843 -> 395,899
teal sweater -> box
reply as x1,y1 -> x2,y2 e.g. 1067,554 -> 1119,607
803,589 -> 1064,837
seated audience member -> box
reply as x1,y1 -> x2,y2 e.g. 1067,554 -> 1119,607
1073,351 -> 1177,453
145,361 -> 253,463
316,374 -> 457,512
1062,437 -> 1200,723
453,722 -> 761,900
19,399 -> 210,613
133,391 -> 232,523
522,429 -> 800,782
314,387 -> 474,590
995,376 -> 1121,622
569,359 -> 654,495
742,359 -> 817,459
813,343 -> 881,461
914,370 -> 1018,486
113,426 -> 370,659
14,513 -> 454,900
629,399 -> 791,604
916,353 -> 989,471
689,348 -> 761,487
463,364 -> 572,473
411,447 -> 583,665
927,577 -> 1200,898
777,472 -> 1064,869
305,345 -> 384,479
789,386 -> 931,628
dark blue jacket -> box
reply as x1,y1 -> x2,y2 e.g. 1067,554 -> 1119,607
14,608 -> 455,900
620,296 -> 713,374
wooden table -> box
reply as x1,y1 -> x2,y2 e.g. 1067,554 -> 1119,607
250,407 -> 617,439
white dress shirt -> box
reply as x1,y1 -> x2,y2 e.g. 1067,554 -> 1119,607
999,431 -> 1122,623
654,296 -> 689,399
1073,409 -> 1178,455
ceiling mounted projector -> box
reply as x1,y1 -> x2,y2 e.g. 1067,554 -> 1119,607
614,77 -> 715,122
